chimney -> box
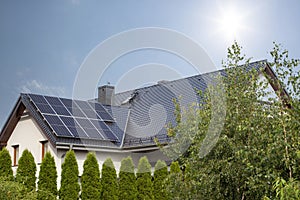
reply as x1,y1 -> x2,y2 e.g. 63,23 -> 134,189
98,85 -> 115,105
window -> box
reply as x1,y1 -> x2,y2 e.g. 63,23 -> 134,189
12,145 -> 19,166
40,140 -> 48,160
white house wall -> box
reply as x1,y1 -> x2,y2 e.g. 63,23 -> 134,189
6,114 -> 57,175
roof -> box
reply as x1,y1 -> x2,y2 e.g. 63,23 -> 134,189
1,60 -> 277,150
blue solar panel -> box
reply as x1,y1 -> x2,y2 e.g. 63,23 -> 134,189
44,114 -> 64,125
44,96 -> 64,106
28,94 -> 48,104
90,120 -> 118,141
28,94 -> 119,142
51,105 -> 71,116
74,100 -> 91,110
35,103 -> 56,114
88,102 -> 114,121
51,125 -> 73,137
60,116 -> 89,138
81,109 -> 98,119
65,107 -> 86,118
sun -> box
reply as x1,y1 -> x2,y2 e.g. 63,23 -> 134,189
214,5 -> 246,40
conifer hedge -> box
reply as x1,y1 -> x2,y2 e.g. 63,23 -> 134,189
153,160 -> 168,200
101,158 -> 118,200
81,152 -> 101,200
15,149 -> 36,191
119,156 -> 137,200
37,152 -> 57,199
136,156 -> 154,200
59,150 -> 80,200
0,148 -> 13,180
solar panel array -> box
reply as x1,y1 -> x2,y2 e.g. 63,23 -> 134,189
27,94 -> 117,141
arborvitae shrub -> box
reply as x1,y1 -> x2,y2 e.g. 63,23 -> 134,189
0,147 -> 13,180
101,158 -> 118,200
81,152 -> 101,200
59,150 -> 80,200
170,161 -> 180,174
136,156 -> 154,200
119,156 -> 137,200
37,152 -> 57,199
15,149 -> 36,191
153,160 -> 168,200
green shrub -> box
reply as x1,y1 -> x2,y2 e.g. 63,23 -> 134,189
15,149 -> 36,191
119,156 -> 137,200
153,160 -> 168,200
101,158 -> 118,200
136,156 -> 154,200
0,147 -> 13,180
38,152 -> 57,199
81,152 -> 101,200
59,150 -> 80,200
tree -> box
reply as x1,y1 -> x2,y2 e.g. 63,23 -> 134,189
170,161 -> 180,174
81,152 -> 101,200
0,147 -> 13,180
59,150 -> 80,200
37,152 -> 57,199
165,41 -> 300,199
153,160 -> 168,200
16,149 -> 36,191
136,156 -> 154,200
119,156 -> 137,200
101,157 -> 118,200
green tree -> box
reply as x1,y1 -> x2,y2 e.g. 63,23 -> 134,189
170,161 -> 180,174
16,149 -> 36,191
81,152 -> 101,200
0,176 -> 26,200
153,160 -> 168,200
165,41 -> 300,199
101,157 -> 118,200
59,150 -> 80,200
37,152 -> 57,199
119,156 -> 137,200
136,156 -> 154,200
0,147 -> 13,180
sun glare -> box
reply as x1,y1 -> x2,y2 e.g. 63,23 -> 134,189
214,5 -> 247,41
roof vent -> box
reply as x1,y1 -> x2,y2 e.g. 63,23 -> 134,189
98,85 -> 115,105
158,80 -> 170,84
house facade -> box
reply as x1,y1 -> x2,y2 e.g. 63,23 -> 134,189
0,60 -> 283,186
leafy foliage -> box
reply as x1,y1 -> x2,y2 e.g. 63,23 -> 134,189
153,160 -> 168,200
59,150 -> 80,200
0,147 -> 13,180
101,157 -> 118,200
119,156 -> 137,200
15,149 -> 36,191
81,152 -> 101,200
165,41 -> 300,199
0,177 -> 26,200
38,152 -> 57,198
136,156 -> 154,200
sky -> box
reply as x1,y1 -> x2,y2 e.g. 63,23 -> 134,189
0,0 -> 299,128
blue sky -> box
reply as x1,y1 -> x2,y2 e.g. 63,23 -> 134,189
0,0 -> 299,127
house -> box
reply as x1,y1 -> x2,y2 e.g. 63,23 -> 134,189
0,60 -> 284,185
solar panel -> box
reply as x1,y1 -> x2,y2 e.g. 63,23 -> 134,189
90,120 -> 118,141
44,114 -> 64,125
51,125 -> 73,137
35,103 -> 56,114
28,94 -> 48,104
51,105 -> 71,116
27,94 -> 119,142
44,96 -> 64,106
43,115 -> 73,137
88,102 -> 114,121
